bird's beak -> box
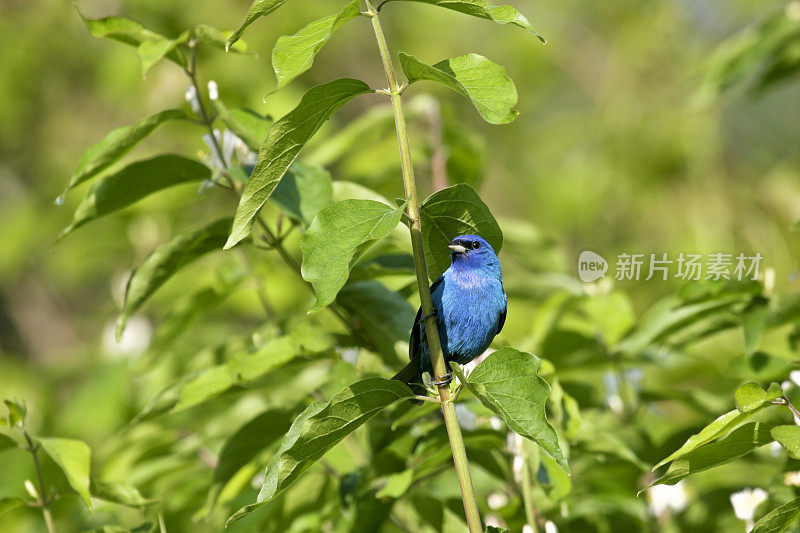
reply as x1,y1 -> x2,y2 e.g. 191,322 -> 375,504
448,244 -> 468,254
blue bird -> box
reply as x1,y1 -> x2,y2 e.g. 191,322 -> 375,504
393,234 -> 507,395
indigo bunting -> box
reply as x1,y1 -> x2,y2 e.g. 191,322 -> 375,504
393,235 -> 507,393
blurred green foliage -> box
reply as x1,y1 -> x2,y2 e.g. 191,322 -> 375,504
1,0 -> 799,532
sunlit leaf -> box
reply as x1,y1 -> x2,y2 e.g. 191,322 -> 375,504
116,218 -> 232,340
271,0 -> 361,91
300,199 -> 406,311
735,382 -> 782,413
386,0 -> 544,42
271,162 -> 333,226
453,348 -> 568,472
224,79 -> 372,249
137,32 -> 189,77
772,425 -> 800,459
4,399 -> 26,427
400,53 -> 518,124
420,183 -> 502,280
194,24 -> 247,53
64,109 -> 188,194
58,155 -> 210,240
751,498 -> 800,533
375,469 -> 414,499
651,422 -> 773,486
227,0 -> 292,50
37,437 -> 93,509
79,12 -> 187,67
226,378 -> 413,525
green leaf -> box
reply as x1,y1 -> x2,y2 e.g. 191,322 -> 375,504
375,469 -> 415,499
4,399 -> 26,427
137,32 -> 189,77
485,526 -> 511,533
271,162 -> 333,226
271,0 -> 361,91
227,378 -> 413,526
0,433 -> 17,451
214,408 -> 296,486
654,408 -> 755,469
227,0 -> 293,50
37,437 -> 93,509
58,155 -> 210,240
400,53 -> 518,124
0,497 -> 27,518
388,0 -> 544,42
211,101 -> 273,152
64,109 -> 188,194
736,382 -> 768,413
194,24 -> 247,53
79,12 -> 186,68
300,200 -> 407,311
420,183 -> 503,280
336,280 -> 416,364
116,218 -> 232,340
453,348 -> 568,472
224,79 -> 372,249
772,425 -> 800,459
91,480 -> 159,507
651,422 -> 773,486
751,498 -> 800,533
743,296 -> 769,354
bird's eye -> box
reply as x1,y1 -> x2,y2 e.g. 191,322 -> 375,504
472,240 -> 481,249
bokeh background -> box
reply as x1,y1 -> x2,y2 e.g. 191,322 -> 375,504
1,0 -> 799,531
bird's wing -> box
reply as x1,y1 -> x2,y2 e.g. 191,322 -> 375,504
496,293 -> 507,335
409,276 -> 444,364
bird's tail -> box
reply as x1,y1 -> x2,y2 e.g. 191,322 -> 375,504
391,361 -> 427,404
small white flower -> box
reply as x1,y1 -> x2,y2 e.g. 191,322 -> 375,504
647,481 -> 688,518
785,471 -> 800,486
485,515 -> 506,528
512,454 -> 525,483
523,525 -> 535,533
207,80 -> 219,101
790,371 -> 800,388
730,487 -> 768,531
782,381 -> 793,393
607,394 -> 624,415
202,130 -> 226,169
489,416 -> 503,431
487,491 -> 508,510
339,347 -> 359,365
544,521 -> 559,533
185,85 -> 201,114
506,433 -> 523,454
24,480 -> 38,499
102,317 -> 152,360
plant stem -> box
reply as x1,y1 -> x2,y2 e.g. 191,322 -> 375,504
520,444 -> 540,533
23,429 -> 56,533
363,2 -> 482,531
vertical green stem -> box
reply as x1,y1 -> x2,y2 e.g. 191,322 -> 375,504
23,430 -> 56,533
363,2 -> 482,531
520,444 -> 539,533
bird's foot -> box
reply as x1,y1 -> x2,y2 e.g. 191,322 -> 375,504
422,309 -> 437,321
433,372 -> 452,387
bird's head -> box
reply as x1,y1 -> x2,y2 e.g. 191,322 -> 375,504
448,235 -> 500,272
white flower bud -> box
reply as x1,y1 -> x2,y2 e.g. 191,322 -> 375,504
185,85 -> 201,114
208,80 -> 219,101
24,480 -> 38,499
487,491 -> 508,510
730,487 -> 768,531
544,521 -> 559,533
